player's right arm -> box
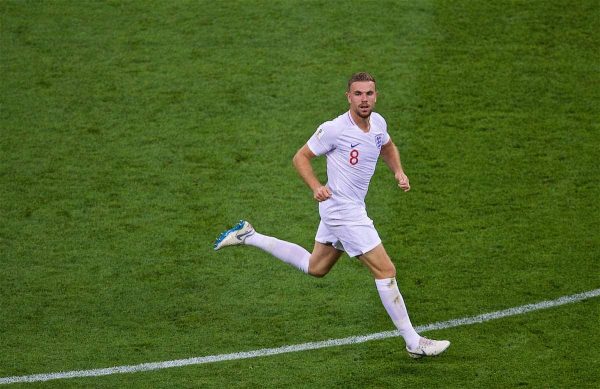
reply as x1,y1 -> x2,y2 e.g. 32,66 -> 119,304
292,145 -> 332,202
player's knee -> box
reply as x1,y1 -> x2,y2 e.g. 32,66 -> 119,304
381,267 -> 396,279
308,266 -> 329,278
307,259 -> 332,277
379,260 -> 396,278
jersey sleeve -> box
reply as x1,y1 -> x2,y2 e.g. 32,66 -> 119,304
382,131 -> 391,146
373,113 -> 391,145
306,121 -> 340,156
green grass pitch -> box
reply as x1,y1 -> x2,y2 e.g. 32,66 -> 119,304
1,0 -> 599,387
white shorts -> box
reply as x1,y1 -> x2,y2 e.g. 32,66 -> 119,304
315,220 -> 381,257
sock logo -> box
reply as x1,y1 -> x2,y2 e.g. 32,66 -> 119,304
237,230 -> 254,241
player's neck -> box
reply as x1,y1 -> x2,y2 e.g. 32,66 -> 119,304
349,110 -> 371,133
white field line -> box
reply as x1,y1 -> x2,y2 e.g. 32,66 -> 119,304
1,288 -> 599,385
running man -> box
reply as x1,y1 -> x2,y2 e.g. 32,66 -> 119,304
214,72 -> 450,358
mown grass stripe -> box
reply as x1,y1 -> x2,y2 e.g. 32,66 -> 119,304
2,288 -> 598,385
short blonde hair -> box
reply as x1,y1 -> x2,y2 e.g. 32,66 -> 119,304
347,72 -> 376,91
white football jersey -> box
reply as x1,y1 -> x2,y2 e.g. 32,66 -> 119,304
307,111 -> 390,225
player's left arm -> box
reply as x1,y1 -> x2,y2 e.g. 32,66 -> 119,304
380,139 -> 410,192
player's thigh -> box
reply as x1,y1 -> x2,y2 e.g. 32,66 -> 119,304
308,241 -> 343,278
358,244 -> 396,279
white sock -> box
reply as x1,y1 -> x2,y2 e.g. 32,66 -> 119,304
245,232 -> 310,273
375,277 -> 421,349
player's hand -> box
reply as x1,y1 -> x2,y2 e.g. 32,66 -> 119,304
395,172 -> 410,192
313,186 -> 332,202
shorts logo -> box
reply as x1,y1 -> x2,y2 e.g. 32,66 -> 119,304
375,134 -> 383,149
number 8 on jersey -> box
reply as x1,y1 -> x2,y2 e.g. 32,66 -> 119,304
349,149 -> 359,165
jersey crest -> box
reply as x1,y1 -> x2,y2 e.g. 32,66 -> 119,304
375,134 -> 383,149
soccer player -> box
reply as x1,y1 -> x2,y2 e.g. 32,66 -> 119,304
214,72 -> 450,358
